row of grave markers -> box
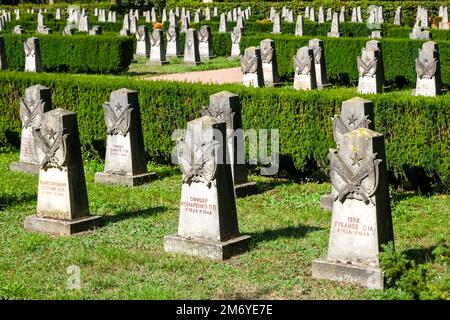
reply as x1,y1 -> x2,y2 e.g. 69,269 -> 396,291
9,84 -> 394,290
240,39 -> 442,97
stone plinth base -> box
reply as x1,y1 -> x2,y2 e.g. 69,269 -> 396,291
95,172 -> 157,187
183,61 -> 201,66
235,181 -> 258,198
320,194 -> 334,212
312,258 -> 384,289
24,215 -> 102,236
164,234 -> 252,260
264,82 -> 283,87
9,161 -> 40,174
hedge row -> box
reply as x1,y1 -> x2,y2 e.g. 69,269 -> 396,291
1,34 -> 134,74
241,35 -> 450,87
0,71 -> 448,191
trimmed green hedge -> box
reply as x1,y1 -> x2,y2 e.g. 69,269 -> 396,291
1,34 -> 134,74
241,35 -> 450,87
0,71 -> 448,191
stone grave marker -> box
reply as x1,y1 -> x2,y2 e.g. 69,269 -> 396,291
295,15 -> 304,36
357,40 -> 384,94
293,46 -> 317,90
24,37 -> 42,73
328,12 -> 341,37
183,28 -> 201,65
413,41 -> 442,97
135,25 -> 150,57
260,39 -> 280,87
308,38 -> 329,88
230,26 -> 243,59
166,26 -> 181,58
198,25 -> 214,60
149,29 -> 168,65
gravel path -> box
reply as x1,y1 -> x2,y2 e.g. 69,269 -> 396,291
143,67 -> 242,84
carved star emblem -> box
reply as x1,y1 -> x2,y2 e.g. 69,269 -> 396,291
350,153 -> 364,167
47,128 -> 57,141
114,103 -> 123,112
347,114 -> 358,127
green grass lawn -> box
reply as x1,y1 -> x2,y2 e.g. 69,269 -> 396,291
126,56 -> 240,78
0,152 -> 448,300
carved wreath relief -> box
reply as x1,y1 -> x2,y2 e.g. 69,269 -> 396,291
416,51 -> 437,79
23,41 -> 35,57
167,28 -> 176,42
260,42 -> 273,63
241,51 -> 258,74
312,46 -> 322,64
150,31 -> 161,47
177,133 -> 219,188
103,102 -> 132,136
357,51 -> 378,77
294,51 -> 311,75
330,150 -> 381,205
33,125 -> 68,170
198,28 -> 209,43
19,97 -> 45,129
136,28 -> 146,41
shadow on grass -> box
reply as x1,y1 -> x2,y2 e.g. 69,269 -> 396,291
403,246 -> 437,265
255,178 -> 294,194
102,206 -> 168,226
0,193 -> 36,210
390,190 -> 422,203
249,225 -> 323,245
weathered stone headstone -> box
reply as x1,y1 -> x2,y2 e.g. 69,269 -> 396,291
162,8 -> 167,23
308,38 -> 329,88
135,25 -> 150,56
351,8 -> 357,22
272,12 -> 281,34
260,39 -> 280,87
55,9 -> 61,20
409,25 -> 431,40
439,7 -> 449,30
198,25 -> 214,60
88,26 -> 102,36
10,85 -> 53,174
230,26 -> 242,59
326,8 -> 332,21
339,6 -> 346,23
416,6 -> 428,28
183,28 -> 201,65
62,25 -> 75,36
293,46 -> 317,90
318,7 -> 324,23
219,13 -> 227,33
169,11 -> 177,27
201,92 -> 258,197
24,108 -> 101,236
305,6 -> 310,18
327,12 -> 341,37
413,41 -> 442,97
194,10 -> 200,23
78,13 -> 89,32
24,37 -> 42,73
241,47 -> 264,88
309,7 -> 315,22
236,14 -> 245,29
149,29 -> 168,65
129,14 -> 137,34
95,89 -> 156,186
357,40 -> 384,94
180,16 -> 189,33
0,36 -> 6,69
394,6 -> 402,25
166,26 -> 181,58
295,15 -> 304,36
370,30 -> 382,39
163,116 -> 252,260
320,97 -> 375,211
312,127 -> 394,289
213,7 -> 218,17
357,6 -> 362,22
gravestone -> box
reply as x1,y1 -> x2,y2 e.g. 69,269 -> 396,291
327,12 -> 341,37
409,25 -> 431,40
241,47 -> 264,87
169,11 -> 177,27
198,25 -> 214,60
305,6 -> 310,18
439,7 -> 449,30
413,41 -> 442,97
95,89 -> 156,186
351,8 -> 357,22
163,116 -> 252,260
129,14 -> 137,34
10,85 -> 53,174
308,38 -> 329,88
320,97 -> 375,211
312,127 -> 394,289
24,37 -> 42,73
310,7 -> 315,22
318,7 -> 324,23
162,8 -> 167,22
78,14 -> 89,32
326,8 -> 332,21
370,30 -> 382,39
183,28 -> 201,65
24,108 -> 101,236
357,40 -> 384,94
219,13 -> 227,32
180,16 -> 189,33
135,25 -> 150,56
205,7 -> 211,21
55,9 -> 61,20
149,29 -> 168,65
214,7 -> 218,17
357,6 -> 362,22
151,8 -> 156,22
62,25 -> 75,35
88,26 -> 102,36
194,10 -> 200,23
272,12 -> 281,34
260,39 -> 280,87
394,6 -> 402,25
236,14 -> 245,29
0,36 -> 6,69
339,6 -> 346,23
201,91 -> 258,197
166,26 -> 181,58
230,26 -> 243,59
293,46 -> 317,90
295,15 -> 304,36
